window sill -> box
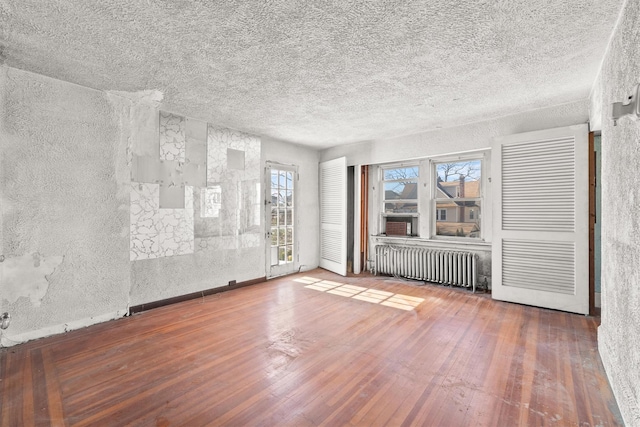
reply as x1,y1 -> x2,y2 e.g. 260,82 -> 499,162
371,235 -> 492,252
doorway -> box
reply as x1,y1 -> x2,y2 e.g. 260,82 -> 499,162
265,163 -> 297,278
347,166 -> 355,273
593,134 -> 602,311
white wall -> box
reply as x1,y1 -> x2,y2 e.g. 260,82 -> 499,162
321,99 -> 589,166
323,99 -> 589,288
262,137 -> 320,272
590,0 -> 640,424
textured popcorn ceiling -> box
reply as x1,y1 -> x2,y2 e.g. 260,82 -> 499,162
0,0 -> 624,148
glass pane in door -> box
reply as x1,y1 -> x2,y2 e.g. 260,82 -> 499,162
270,168 -> 294,265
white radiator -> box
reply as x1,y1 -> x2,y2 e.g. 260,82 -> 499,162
375,245 -> 478,292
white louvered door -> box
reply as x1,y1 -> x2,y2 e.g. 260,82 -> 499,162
320,157 -> 347,276
492,124 -> 589,314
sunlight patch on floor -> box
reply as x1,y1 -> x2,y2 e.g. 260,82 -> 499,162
296,276 -> 424,311
293,277 -> 323,285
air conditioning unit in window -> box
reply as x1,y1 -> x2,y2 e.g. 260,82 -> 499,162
386,221 -> 411,236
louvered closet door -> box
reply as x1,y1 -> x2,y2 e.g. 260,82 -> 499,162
320,157 -> 347,276
492,124 -> 589,314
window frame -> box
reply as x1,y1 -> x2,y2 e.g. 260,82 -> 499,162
269,166 -> 296,266
431,154 -> 485,241
380,163 -> 419,236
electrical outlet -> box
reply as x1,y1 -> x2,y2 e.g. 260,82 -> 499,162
228,280 -> 236,286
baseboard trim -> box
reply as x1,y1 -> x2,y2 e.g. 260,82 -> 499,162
129,276 -> 267,315
0,310 -> 128,348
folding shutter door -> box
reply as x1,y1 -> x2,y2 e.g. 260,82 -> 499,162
319,157 -> 347,276
492,124 -> 589,314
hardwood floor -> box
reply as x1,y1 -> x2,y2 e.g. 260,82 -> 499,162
0,269 -> 623,426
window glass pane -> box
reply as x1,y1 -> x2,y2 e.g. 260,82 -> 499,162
286,172 -> 293,190
384,202 -> 418,214
271,208 -> 278,226
435,201 -> 481,238
270,228 -> 278,246
286,227 -> 293,244
285,209 -> 292,226
436,160 -> 481,198
384,182 -> 417,200
384,167 -> 419,181
278,246 -> 286,262
278,171 -> 287,188
285,190 -> 293,207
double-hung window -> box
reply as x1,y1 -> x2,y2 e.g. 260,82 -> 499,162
381,165 -> 419,236
433,159 -> 482,238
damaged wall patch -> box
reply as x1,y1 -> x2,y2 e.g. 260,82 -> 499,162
1,252 -> 64,306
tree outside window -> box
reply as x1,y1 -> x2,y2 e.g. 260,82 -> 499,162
434,160 -> 482,238
381,166 -> 419,236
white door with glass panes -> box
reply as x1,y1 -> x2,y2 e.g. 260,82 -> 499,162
492,124 -> 589,315
265,163 -> 297,278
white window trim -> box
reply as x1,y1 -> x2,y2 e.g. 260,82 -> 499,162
429,151 -> 488,242
371,152 -> 491,245
379,163 -> 419,235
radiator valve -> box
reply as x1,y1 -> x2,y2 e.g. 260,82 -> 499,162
478,277 -> 489,293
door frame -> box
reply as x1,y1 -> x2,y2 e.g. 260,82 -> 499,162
265,161 -> 298,279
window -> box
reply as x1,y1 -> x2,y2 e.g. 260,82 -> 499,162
270,169 -> 294,264
381,165 -> 419,236
434,159 -> 482,238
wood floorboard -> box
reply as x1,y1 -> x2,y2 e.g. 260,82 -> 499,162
31,350 -> 53,427
0,269 -> 624,426
21,350 -> 35,426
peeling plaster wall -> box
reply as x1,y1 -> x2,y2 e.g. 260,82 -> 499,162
591,0 -> 640,424
129,242 -> 264,306
126,102 -> 266,306
1,252 -> 64,306
0,66 -> 274,343
262,137 -> 320,272
320,100 -> 589,166
0,66 -> 130,345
